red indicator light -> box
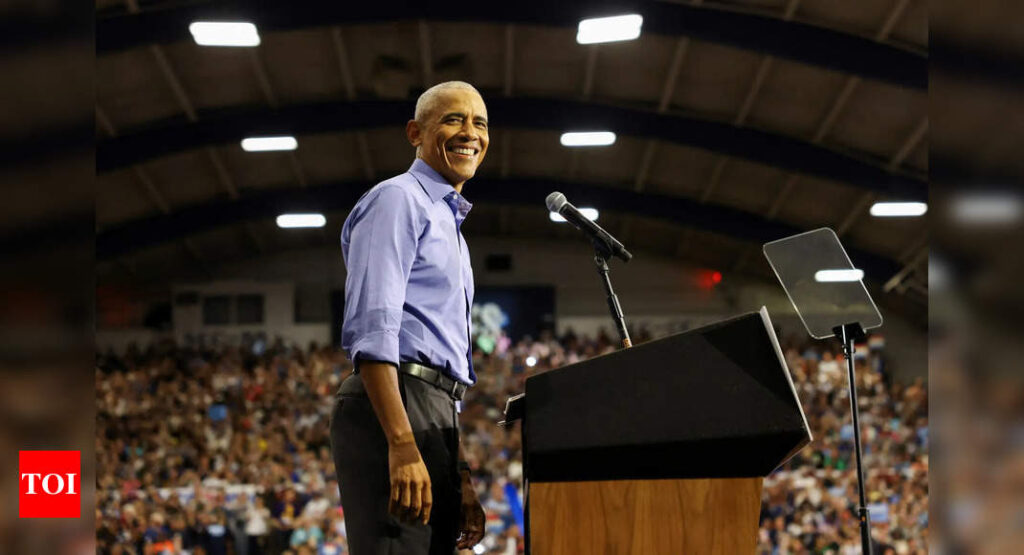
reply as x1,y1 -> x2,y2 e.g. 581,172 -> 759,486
696,269 -> 722,290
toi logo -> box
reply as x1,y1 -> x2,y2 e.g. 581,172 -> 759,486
19,451 -> 81,518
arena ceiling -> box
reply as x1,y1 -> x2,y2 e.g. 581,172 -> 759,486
95,0 -> 928,322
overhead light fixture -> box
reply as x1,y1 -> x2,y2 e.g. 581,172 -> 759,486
241,136 -> 298,152
869,201 -> 927,217
276,214 -> 326,228
550,208 -> 599,222
814,269 -> 865,283
951,192 -> 1022,225
189,21 -> 261,47
577,14 -> 643,44
560,131 -> 616,147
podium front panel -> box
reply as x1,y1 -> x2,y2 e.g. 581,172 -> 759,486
524,309 -> 810,482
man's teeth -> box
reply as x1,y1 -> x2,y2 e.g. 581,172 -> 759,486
451,147 -> 475,156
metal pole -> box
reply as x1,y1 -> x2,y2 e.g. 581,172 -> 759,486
594,254 -> 631,348
840,325 -> 873,554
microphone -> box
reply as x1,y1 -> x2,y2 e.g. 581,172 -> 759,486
546,192 -> 632,262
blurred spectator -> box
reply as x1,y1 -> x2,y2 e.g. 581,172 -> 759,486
289,517 -> 324,550
272,488 -> 307,551
245,496 -> 271,554
199,509 -> 234,555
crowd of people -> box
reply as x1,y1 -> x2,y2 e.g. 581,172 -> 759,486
758,343 -> 929,554
96,325 -> 927,554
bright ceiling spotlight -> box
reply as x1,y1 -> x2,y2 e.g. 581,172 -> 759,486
814,269 -> 865,283
241,136 -> 298,152
549,208 -> 599,222
560,131 -> 616,147
869,201 -> 927,217
577,14 -> 644,44
189,21 -> 261,47
276,214 -> 326,228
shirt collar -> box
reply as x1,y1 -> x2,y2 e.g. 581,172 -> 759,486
409,158 -> 456,203
408,158 -> 474,224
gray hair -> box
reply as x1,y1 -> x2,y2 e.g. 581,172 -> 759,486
413,81 -> 481,123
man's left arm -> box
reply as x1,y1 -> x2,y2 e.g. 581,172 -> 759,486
456,435 -> 485,550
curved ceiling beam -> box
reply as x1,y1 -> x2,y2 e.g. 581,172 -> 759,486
98,97 -> 927,201
97,176 -> 900,281
96,0 -> 926,90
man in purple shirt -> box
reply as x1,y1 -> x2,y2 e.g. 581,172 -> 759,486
331,81 -> 488,555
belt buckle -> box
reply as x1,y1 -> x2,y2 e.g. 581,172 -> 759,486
450,380 -> 461,399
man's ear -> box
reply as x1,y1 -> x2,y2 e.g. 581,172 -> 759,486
406,119 -> 422,148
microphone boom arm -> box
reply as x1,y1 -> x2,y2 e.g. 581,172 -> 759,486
594,248 -> 632,349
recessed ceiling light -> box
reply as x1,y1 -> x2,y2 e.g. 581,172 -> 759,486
951,192 -> 1022,225
276,214 -> 326,228
814,269 -> 865,282
550,208 -> 599,222
869,201 -> 927,217
560,132 -> 616,147
189,21 -> 261,47
577,14 -> 643,45
241,136 -> 298,152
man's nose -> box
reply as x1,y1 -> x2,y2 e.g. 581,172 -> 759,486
458,119 -> 478,140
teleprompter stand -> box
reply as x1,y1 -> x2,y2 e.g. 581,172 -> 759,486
764,228 -> 885,555
834,322 -> 873,555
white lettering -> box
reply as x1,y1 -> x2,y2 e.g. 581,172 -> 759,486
41,474 -> 65,495
20,473 -> 42,494
21,472 -> 79,495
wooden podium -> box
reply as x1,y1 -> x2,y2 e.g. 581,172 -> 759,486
503,308 -> 811,554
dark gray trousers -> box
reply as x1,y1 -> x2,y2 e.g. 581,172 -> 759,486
330,372 -> 461,555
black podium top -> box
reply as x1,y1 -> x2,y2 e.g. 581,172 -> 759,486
522,307 -> 811,483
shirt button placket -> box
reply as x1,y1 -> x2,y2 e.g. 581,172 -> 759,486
448,193 -> 473,382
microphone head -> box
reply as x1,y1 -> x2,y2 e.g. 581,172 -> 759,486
546,191 -> 567,212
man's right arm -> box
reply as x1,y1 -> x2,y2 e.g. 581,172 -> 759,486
341,185 -> 432,525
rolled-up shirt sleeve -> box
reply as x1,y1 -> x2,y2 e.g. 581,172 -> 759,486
341,184 -> 421,368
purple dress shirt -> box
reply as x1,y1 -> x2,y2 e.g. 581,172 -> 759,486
340,159 -> 476,385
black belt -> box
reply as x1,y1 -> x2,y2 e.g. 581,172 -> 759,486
398,362 -> 467,401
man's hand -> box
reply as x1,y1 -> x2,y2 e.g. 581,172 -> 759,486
456,472 -> 485,549
387,435 -> 432,525
358,361 -> 432,526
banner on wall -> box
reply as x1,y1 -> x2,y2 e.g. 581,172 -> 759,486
472,286 -> 555,351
